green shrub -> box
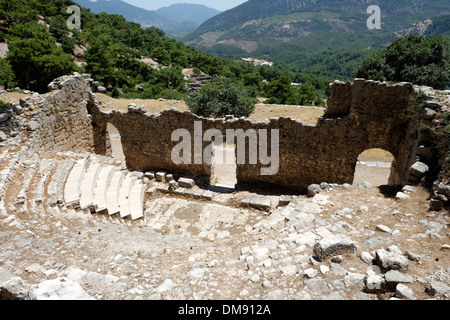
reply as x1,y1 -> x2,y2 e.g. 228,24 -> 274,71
187,78 -> 256,118
111,87 -> 120,98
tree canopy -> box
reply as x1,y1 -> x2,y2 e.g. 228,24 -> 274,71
354,35 -> 450,89
187,78 -> 257,118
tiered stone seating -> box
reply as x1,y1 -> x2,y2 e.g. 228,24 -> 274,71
47,160 -> 74,207
106,170 -> 125,216
0,147 -> 148,221
64,159 -> 89,208
118,173 -> 138,219
129,181 -> 146,220
93,165 -> 116,213
79,161 -> 102,211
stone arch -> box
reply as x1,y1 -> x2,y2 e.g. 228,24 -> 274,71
353,148 -> 395,186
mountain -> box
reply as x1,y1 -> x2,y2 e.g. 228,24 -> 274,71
156,4 -> 221,27
75,0 -> 170,29
74,0 -> 220,35
390,14 -> 450,40
184,0 -> 450,52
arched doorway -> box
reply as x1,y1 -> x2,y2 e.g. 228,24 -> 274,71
106,123 -> 125,166
353,148 -> 395,186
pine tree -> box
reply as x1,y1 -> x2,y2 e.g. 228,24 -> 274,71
6,22 -> 76,92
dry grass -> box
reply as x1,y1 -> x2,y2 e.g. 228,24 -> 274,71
95,93 -> 325,125
0,92 -> 32,104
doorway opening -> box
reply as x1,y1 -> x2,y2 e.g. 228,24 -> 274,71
353,148 -> 395,186
210,142 -> 237,190
106,123 -> 125,166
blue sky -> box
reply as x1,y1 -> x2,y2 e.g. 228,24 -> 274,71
121,0 -> 248,11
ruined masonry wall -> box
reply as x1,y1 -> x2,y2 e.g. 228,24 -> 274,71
6,75 -> 418,191
18,75 -> 96,158
88,78 -> 418,191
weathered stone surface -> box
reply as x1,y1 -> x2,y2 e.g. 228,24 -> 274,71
97,86 -> 107,93
248,197 -> 271,211
307,184 -> 321,197
303,268 -> 317,278
144,171 -> 155,180
384,270 -> 413,290
278,195 -> 292,206
363,236 -> 393,249
0,131 -> 7,142
155,172 -> 166,182
313,234 -> 356,261
296,202 -> 322,214
395,192 -> 410,199
27,121 -> 39,131
30,278 -> 95,300
375,250 -> 409,273
425,221 -> 443,236
409,162 -> 429,178
423,107 -> 436,119
12,105 -> 23,115
357,181 -> 372,188
178,178 -> 195,188
375,225 -> 392,234
360,251 -> 374,264
437,183 -> 450,196
364,274 -> 386,293
396,284 -> 415,299
0,267 -> 15,287
0,277 -> 31,300
426,280 -> 450,298
201,191 -> 213,200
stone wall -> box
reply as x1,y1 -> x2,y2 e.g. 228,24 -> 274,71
1,74 -> 421,193
89,78 -> 418,191
3,74 -> 96,159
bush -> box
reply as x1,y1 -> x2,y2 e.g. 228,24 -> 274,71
111,87 -> 120,98
187,78 -> 257,118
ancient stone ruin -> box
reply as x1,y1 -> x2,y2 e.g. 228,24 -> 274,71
0,74 -> 449,300
0,74 -> 448,217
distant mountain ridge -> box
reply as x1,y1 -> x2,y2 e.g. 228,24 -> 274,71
156,4 -> 221,26
184,0 -> 450,51
74,0 -> 221,35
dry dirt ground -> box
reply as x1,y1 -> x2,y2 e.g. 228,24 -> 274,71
1,95 -> 449,302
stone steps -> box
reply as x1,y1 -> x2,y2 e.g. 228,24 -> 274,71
0,147 -> 149,221
93,165 -> 116,213
33,159 -> 57,204
63,159 -> 89,208
0,155 -> 20,200
79,161 -> 102,211
16,160 -> 39,205
118,173 -> 137,219
106,170 -> 126,216
129,181 -> 147,221
47,160 -> 74,207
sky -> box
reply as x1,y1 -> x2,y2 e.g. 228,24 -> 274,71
120,0 -> 248,11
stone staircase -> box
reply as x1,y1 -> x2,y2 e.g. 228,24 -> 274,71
61,155 -> 148,220
0,150 -> 148,222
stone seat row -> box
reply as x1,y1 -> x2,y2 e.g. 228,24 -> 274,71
61,158 -> 147,220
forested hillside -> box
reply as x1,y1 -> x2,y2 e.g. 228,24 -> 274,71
0,0 -> 448,107
0,0 -> 331,105
184,0 -> 450,80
